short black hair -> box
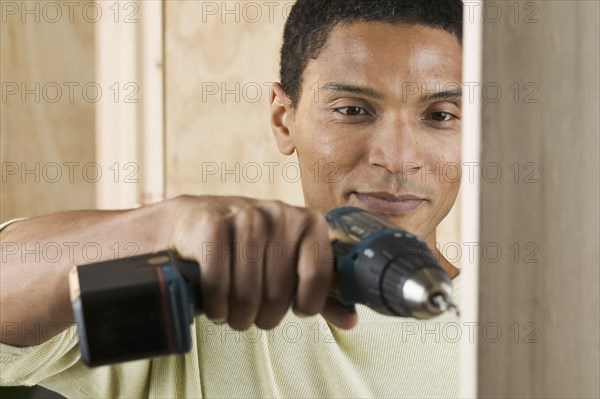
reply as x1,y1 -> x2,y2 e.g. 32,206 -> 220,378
280,0 -> 463,107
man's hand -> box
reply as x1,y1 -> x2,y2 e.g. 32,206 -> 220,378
166,195 -> 358,331
0,195 -> 357,346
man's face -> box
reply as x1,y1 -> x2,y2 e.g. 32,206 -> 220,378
273,22 -> 462,243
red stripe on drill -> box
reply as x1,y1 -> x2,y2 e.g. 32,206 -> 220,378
155,267 -> 175,353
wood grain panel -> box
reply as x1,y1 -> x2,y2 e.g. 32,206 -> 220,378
479,1 -> 600,397
165,0 -> 302,204
1,0 -> 96,221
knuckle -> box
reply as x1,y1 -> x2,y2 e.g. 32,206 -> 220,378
300,209 -> 314,230
235,205 -> 258,219
203,212 -> 229,230
233,291 -> 261,310
263,199 -> 286,214
173,194 -> 193,204
202,263 -> 229,290
202,250 -> 228,276
263,292 -> 293,319
298,209 -> 327,241
306,209 -> 328,232
304,263 -> 330,282
234,207 -> 259,233
264,285 -> 292,304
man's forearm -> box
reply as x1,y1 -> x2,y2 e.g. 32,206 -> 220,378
0,201 -> 175,347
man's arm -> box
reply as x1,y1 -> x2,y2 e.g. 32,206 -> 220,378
0,196 -> 357,347
0,200 -> 174,346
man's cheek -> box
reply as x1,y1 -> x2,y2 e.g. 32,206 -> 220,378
440,161 -> 462,186
429,147 -> 461,185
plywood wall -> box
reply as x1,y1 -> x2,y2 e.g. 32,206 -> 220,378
164,0 -> 303,204
1,1 -> 96,221
478,1 -> 600,397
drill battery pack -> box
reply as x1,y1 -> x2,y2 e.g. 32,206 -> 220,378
69,251 -> 202,367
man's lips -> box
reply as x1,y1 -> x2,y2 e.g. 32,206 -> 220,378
350,192 -> 427,214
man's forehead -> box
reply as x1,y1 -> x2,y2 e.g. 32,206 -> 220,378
320,21 -> 461,58
302,22 -> 462,101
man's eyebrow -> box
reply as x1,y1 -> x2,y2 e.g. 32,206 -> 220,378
322,82 -> 384,100
421,90 -> 462,103
321,83 -> 462,103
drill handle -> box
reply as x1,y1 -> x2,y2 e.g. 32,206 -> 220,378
173,257 -> 203,314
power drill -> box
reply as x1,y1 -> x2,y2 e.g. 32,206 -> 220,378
69,206 -> 458,367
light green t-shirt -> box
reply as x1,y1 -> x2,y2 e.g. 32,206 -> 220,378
1,276 -> 461,398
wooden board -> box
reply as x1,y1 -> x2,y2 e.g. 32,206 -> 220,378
479,1 -> 600,397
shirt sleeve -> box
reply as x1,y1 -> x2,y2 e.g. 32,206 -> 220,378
0,325 -> 153,398
0,325 -> 80,387
0,218 -> 28,232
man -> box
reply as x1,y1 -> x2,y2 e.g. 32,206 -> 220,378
0,0 -> 463,397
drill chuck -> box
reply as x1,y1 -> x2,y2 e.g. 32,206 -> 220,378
325,207 -> 457,319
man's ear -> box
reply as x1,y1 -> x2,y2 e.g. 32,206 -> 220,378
269,82 -> 296,156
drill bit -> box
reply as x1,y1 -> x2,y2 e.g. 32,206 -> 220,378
431,293 -> 460,317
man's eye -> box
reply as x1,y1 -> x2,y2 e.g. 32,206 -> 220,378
428,112 -> 454,122
336,106 -> 368,116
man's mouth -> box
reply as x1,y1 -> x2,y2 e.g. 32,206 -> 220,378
350,191 -> 427,214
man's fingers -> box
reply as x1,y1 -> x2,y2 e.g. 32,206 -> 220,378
255,202 -> 297,329
293,213 -> 333,316
169,197 -> 343,331
196,216 -> 232,323
320,297 -> 358,330
227,208 -> 265,330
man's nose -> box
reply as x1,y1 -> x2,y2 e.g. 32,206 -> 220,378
367,118 -> 422,175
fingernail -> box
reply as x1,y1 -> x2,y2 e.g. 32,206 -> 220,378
292,308 -> 309,318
